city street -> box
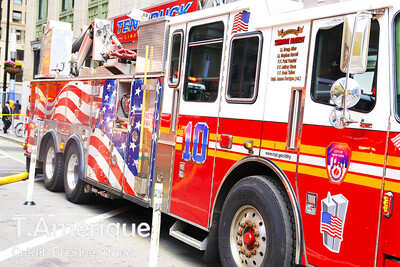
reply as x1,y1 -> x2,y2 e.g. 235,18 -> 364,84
0,137 -> 212,267
0,138 -> 26,177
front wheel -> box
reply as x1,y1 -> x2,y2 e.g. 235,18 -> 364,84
218,176 -> 295,267
64,143 -> 92,203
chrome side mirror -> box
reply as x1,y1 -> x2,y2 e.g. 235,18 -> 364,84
330,10 -> 371,129
330,77 -> 361,108
329,77 -> 361,129
340,13 -> 372,74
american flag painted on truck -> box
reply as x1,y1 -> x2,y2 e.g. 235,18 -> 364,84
36,81 -> 99,125
87,80 -> 135,194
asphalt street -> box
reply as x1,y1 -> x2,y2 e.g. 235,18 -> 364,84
0,138 -> 26,176
0,137 -> 213,267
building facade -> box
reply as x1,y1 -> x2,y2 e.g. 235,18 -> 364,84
0,0 -> 26,103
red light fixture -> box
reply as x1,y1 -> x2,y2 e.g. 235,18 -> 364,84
382,191 -> 394,218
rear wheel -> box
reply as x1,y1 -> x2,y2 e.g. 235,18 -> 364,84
218,176 -> 295,267
64,143 -> 91,203
43,139 -> 64,192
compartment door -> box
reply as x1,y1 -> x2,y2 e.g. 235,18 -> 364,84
87,80 -> 119,189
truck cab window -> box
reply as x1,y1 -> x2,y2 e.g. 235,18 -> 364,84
183,22 -> 224,102
311,20 -> 379,113
226,33 -> 262,103
169,31 -> 183,87
395,14 -> 400,119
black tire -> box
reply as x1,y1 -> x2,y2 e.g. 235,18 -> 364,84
64,142 -> 92,203
26,156 -> 30,173
218,176 -> 295,267
43,140 -> 64,192
25,156 -> 43,175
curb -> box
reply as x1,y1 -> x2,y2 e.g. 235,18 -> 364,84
0,172 -> 29,185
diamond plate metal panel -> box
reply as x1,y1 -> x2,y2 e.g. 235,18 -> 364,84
136,17 -> 170,75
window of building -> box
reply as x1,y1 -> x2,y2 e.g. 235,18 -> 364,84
168,31 -> 183,87
61,0 -> 74,11
38,0 -> 47,20
311,20 -> 379,113
16,30 -> 22,42
12,11 -> 22,23
183,22 -> 224,102
38,0 -> 43,19
88,0 -> 108,22
16,70 -> 23,82
17,50 -> 24,61
226,33 -> 262,103
33,48 -> 40,77
59,0 -> 74,24
61,0 -> 67,11
13,0 -> 22,4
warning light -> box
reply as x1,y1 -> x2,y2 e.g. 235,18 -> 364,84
59,143 -> 65,150
382,191 -> 394,218
188,76 -> 197,82
244,140 -> 254,154
29,123 -> 35,129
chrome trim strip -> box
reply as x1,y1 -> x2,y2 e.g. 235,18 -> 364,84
157,139 -> 176,146
188,38 -> 223,47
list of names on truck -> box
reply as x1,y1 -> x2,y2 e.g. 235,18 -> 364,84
271,26 -> 305,82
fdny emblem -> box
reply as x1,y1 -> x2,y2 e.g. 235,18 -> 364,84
320,192 -> 349,253
326,143 -> 351,184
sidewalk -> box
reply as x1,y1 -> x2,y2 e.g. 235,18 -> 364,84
0,129 -> 24,144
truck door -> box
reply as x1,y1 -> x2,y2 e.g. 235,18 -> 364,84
298,13 -> 388,266
378,9 -> 400,264
169,17 -> 227,228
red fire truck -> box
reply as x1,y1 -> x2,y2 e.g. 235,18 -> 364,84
24,0 -> 400,265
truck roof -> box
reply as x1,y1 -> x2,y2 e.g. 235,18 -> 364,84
169,0 -> 397,28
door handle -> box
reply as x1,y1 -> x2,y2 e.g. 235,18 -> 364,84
360,119 -> 372,128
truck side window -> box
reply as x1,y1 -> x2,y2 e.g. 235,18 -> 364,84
311,20 -> 379,113
226,33 -> 262,103
395,14 -> 400,119
169,31 -> 183,87
183,22 -> 224,102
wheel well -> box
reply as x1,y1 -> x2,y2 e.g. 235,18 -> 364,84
38,131 -> 58,162
65,135 -> 80,153
65,135 -> 85,177
213,159 -> 280,215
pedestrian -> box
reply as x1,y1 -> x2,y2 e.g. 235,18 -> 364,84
14,100 -> 21,119
2,102 -> 12,134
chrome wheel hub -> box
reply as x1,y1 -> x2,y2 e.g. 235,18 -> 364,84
230,205 -> 267,266
45,147 -> 55,179
66,154 -> 79,190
